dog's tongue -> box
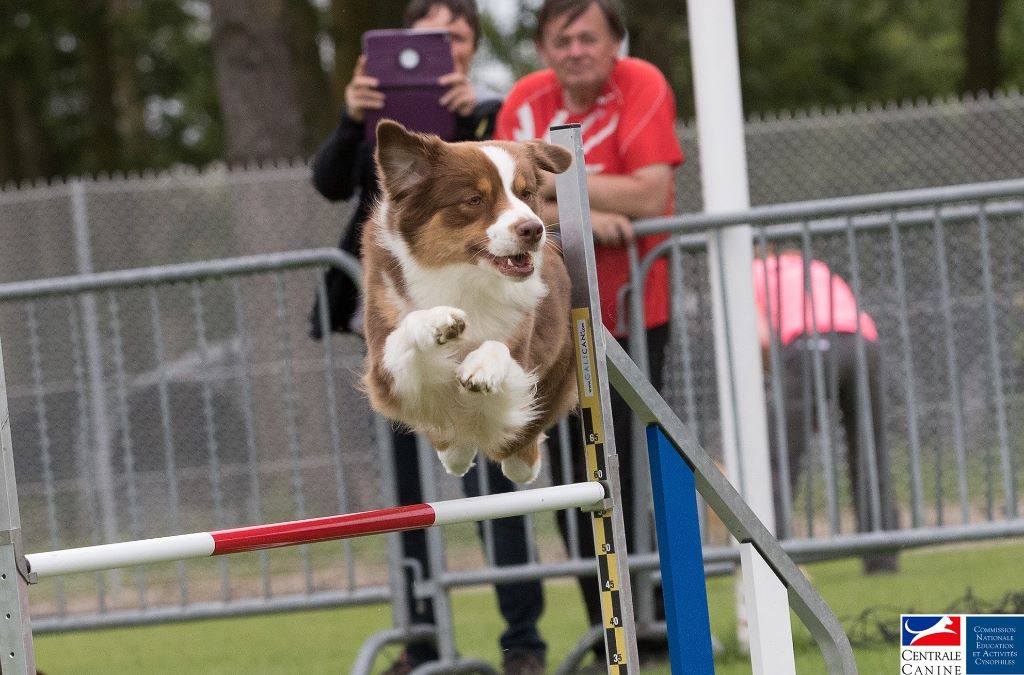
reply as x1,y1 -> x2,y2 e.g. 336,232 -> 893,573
506,254 -> 530,268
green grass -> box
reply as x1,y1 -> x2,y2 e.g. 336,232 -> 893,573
34,539 -> 1024,673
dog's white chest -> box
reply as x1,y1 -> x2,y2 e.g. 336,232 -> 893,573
402,262 -> 543,343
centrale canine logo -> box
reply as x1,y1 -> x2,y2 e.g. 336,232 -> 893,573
902,615 -> 962,647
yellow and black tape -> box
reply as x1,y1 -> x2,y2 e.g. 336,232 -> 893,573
572,307 -> 630,674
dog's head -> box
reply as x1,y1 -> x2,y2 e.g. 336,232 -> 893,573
374,120 -> 572,280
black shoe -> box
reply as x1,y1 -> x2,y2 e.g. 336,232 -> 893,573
637,638 -> 671,666
863,552 -> 900,575
502,650 -> 546,675
379,652 -> 414,675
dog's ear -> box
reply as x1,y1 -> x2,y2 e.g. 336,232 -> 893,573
375,120 -> 443,200
525,140 -> 573,175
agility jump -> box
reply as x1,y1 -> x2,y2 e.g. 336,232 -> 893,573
24,482 -> 605,580
0,124 -> 857,675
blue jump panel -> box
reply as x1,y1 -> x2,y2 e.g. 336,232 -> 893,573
646,423 -> 715,674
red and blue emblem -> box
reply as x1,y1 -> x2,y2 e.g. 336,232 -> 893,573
901,615 -> 962,647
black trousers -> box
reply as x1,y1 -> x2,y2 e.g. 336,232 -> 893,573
546,324 -> 669,634
768,333 -> 899,536
392,429 -> 545,664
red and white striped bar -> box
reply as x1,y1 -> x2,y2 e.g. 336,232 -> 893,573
25,481 -> 605,579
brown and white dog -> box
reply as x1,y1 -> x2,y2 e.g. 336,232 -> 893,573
361,120 -> 577,484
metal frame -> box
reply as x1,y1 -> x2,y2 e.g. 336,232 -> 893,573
0,337 -> 37,675
552,124 -> 640,674
627,179 -> 1024,543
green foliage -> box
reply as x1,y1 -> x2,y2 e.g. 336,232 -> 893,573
0,0 -> 220,182
1002,0 -> 1024,86
480,0 -> 1023,120
4,1 -> 1024,183
124,1 -> 223,168
739,0 -> 965,114
479,2 -> 543,82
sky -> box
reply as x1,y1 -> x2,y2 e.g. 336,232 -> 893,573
478,0 -> 517,28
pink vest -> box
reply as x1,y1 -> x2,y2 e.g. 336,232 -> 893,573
753,254 -> 878,346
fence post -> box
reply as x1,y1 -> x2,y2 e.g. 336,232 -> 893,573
69,180 -> 120,558
0,336 -> 37,675
685,0 -> 797,668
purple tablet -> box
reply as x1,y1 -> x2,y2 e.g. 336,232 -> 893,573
362,29 -> 457,143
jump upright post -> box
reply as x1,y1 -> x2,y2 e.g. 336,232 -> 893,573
554,123 -> 717,673
553,123 -> 644,674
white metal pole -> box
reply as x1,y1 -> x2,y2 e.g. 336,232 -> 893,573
70,181 -> 120,561
684,1 -> 796,671
25,482 -> 606,579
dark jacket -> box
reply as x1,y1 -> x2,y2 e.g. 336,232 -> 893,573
309,95 -> 503,338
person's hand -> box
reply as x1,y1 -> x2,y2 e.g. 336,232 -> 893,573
344,56 -> 384,123
438,72 -> 477,116
589,210 -> 635,247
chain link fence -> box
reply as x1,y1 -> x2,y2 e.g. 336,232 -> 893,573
650,185 -> 1024,546
2,90 -> 1022,284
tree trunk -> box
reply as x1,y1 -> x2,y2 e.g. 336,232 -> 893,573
284,0 -> 334,152
107,0 -> 148,168
78,0 -> 121,172
962,0 -> 1003,94
209,0 -> 306,163
0,93 -> 15,184
3,78 -> 50,182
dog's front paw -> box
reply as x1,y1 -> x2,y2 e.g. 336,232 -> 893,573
501,454 -> 541,484
406,306 -> 466,349
457,341 -> 512,393
438,446 -> 477,477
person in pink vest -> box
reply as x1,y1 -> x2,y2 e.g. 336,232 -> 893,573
754,250 -> 899,574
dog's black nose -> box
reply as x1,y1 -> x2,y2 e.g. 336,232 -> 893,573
515,219 -> 544,243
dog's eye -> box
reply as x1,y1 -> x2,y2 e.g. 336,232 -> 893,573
466,195 -> 484,206
520,189 -> 536,200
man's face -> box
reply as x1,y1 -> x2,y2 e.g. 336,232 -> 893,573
537,2 -> 621,99
412,4 -> 476,75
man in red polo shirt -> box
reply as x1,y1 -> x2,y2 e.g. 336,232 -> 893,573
495,0 -> 683,665
497,1 -> 681,334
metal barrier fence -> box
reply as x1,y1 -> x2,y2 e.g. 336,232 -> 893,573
2,179 -> 1022,644
0,250 -> 406,631
634,178 -> 1024,555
